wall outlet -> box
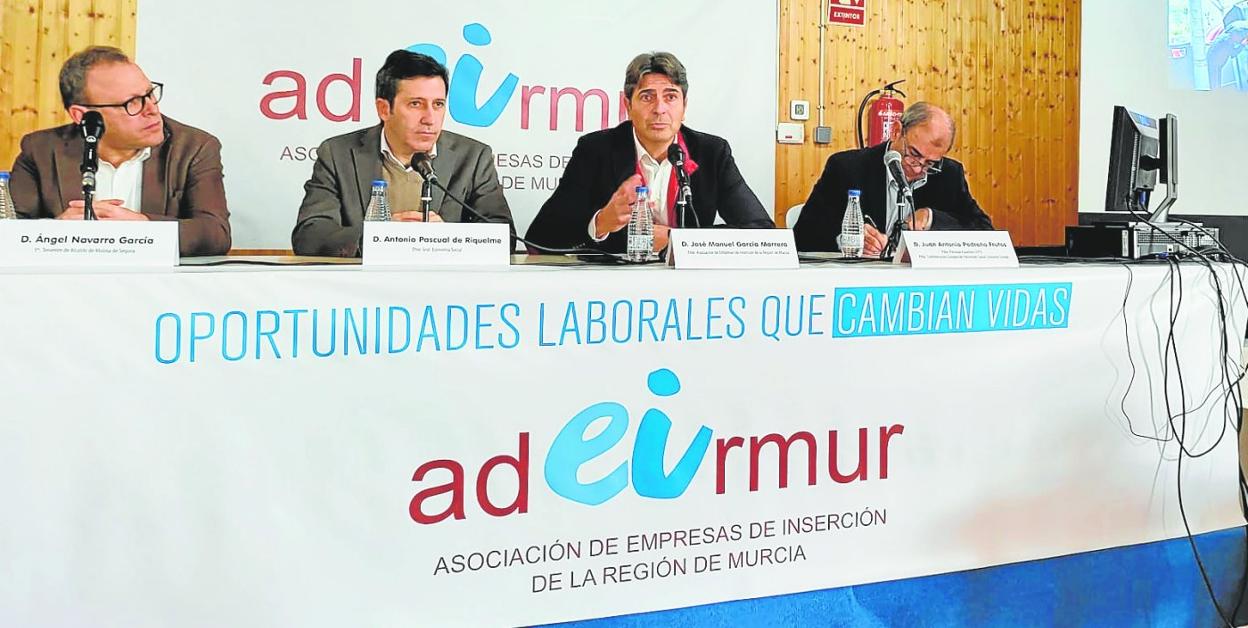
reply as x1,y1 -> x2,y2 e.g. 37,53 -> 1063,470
814,126 -> 832,144
777,123 -> 805,144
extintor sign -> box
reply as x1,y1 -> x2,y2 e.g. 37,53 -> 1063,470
829,0 -> 866,27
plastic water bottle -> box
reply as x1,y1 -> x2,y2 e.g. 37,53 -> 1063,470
363,179 -> 391,222
839,189 -> 864,257
0,172 -> 15,220
626,185 -> 654,262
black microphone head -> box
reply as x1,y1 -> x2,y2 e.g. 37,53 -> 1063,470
411,152 -> 436,180
883,150 -> 913,195
81,110 -> 105,142
667,143 -> 685,165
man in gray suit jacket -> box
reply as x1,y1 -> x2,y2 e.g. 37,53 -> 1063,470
292,50 -> 513,257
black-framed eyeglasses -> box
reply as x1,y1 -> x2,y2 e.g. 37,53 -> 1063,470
75,83 -> 163,116
900,134 -> 944,174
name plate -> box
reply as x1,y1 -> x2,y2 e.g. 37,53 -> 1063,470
894,230 -> 1019,268
363,222 -> 510,267
669,229 -> 799,269
0,220 -> 178,267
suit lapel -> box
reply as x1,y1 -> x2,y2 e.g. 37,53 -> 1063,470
860,143 -> 889,230
351,125 -> 383,221
680,127 -> 715,227
53,135 -> 82,210
610,122 -> 637,189
430,134 -> 453,221
140,131 -> 169,215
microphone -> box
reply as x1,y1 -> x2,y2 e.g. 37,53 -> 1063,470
883,150 -> 912,198
666,143 -> 699,229
881,150 -> 915,260
80,111 -> 104,175
411,152 -> 438,182
80,110 -> 105,221
410,152 -> 436,222
667,144 -> 686,182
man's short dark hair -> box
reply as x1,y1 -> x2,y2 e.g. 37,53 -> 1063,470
59,46 -> 132,109
375,50 -> 450,105
623,52 -> 689,100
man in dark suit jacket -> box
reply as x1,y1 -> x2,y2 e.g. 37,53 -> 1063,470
525,52 -> 773,253
794,102 -> 992,255
10,46 -> 231,256
293,50 -> 512,257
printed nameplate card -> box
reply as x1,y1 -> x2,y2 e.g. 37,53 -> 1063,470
0,220 -> 178,267
894,230 -> 1019,268
364,222 -> 510,267
669,229 -> 799,270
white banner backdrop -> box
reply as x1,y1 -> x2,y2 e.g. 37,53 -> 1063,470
134,2 -> 779,249
0,263 -> 1243,626
0,262 -> 1243,626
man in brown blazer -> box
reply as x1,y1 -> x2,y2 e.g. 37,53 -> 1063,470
9,46 -> 231,256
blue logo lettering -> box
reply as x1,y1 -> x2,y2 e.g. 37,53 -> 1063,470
544,401 -> 631,506
544,369 -> 714,506
632,369 -> 713,499
407,23 -> 519,127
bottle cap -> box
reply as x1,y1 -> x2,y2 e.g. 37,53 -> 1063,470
636,186 -> 650,194
0,172 -> 10,181
371,179 -> 387,187
847,189 -> 861,197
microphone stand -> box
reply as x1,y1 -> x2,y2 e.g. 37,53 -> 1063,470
82,171 -> 98,221
668,145 -> 700,230
420,178 -> 433,223
411,152 -> 436,222
880,186 -> 913,259
79,114 -> 103,221
81,140 -> 99,221
674,171 -> 694,230
665,174 -> 693,266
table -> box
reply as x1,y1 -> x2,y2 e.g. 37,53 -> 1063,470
0,259 -> 1243,626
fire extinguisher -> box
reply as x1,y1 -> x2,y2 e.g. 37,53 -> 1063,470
856,80 -> 907,148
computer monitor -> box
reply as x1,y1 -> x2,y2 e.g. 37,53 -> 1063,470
1105,106 -> 1178,223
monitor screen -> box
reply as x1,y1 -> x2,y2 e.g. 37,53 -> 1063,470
1168,0 -> 1248,91
1105,106 -> 1162,212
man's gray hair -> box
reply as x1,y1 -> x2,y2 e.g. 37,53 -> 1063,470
59,46 -> 131,109
900,102 -> 957,146
623,52 -> 689,99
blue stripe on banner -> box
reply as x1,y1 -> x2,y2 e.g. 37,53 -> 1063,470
830,283 -> 1072,338
550,527 -> 1247,627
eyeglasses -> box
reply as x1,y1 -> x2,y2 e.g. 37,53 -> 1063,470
900,134 -> 944,174
75,83 -> 163,116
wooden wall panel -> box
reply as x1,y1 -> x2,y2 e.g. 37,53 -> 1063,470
777,0 -> 1081,246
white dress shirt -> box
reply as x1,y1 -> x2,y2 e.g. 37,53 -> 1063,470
588,132 -> 674,241
884,165 -> 928,237
380,132 -> 437,171
95,147 -> 151,212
